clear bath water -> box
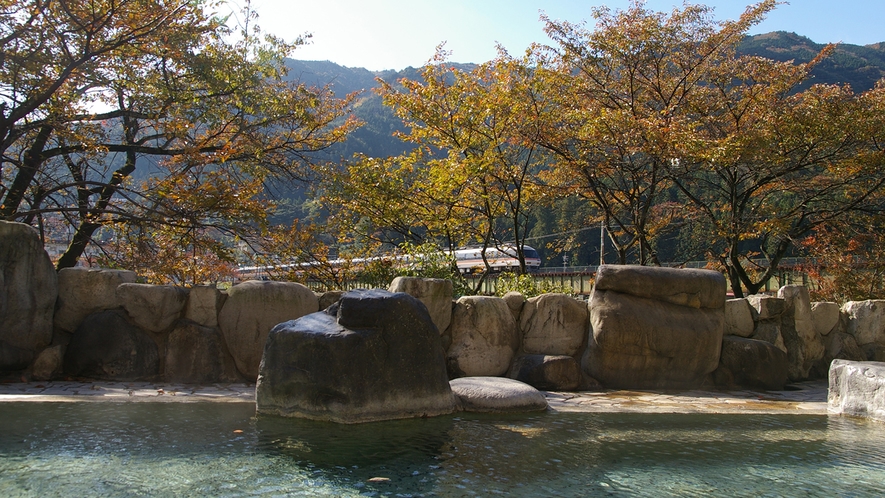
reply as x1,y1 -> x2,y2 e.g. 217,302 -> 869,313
0,402 -> 883,497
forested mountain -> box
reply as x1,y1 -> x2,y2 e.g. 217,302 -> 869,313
738,32 -> 885,91
287,32 -> 885,166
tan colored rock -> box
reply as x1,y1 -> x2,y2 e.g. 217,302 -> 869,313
30,345 -> 65,381
747,295 -> 784,320
778,285 -> 825,381
184,285 -> 226,328
519,293 -> 588,356
842,300 -> 885,347
218,280 -> 318,379
447,296 -> 519,377
584,288 -> 724,389
502,291 -> 526,322
165,321 -> 241,383
55,268 -> 136,334
317,290 -> 345,310
751,320 -> 787,353
118,283 -> 188,333
811,301 -> 841,336
0,221 -> 57,369
388,277 -> 453,334
593,264 -> 725,309
724,298 -> 755,338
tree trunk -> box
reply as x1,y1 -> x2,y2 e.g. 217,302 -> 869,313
0,125 -> 52,219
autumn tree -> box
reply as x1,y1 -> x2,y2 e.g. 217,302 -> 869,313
535,1 -> 778,266
669,53 -> 885,297
364,48 -> 552,275
0,0 -> 358,282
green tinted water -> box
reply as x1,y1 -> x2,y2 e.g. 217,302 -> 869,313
1,402 -> 883,496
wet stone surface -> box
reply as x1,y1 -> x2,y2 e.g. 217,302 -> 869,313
0,379 -> 828,414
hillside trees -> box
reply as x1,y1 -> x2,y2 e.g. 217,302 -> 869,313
525,0 -> 885,297
0,0 -> 357,282
535,1 -> 779,266
325,49 -> 553,277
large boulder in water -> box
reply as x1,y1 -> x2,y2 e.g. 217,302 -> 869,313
218,281 -> 318,379
828,359 -> 885,422
0,221 -> 57,371
256,289 -> 456,423
583,265 -> 726,389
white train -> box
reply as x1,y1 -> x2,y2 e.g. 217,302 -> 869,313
235,245 -> 542,280
453,245 -> 541,273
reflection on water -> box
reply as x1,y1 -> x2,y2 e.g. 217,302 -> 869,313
0,402 -> 884,496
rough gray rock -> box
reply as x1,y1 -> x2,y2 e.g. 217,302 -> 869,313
507,354 -> 583,391
447,296 -> 519,378
30,345 -> 65,381
388,277 -> 453,334
824,331 -> 867,362
0,221 -> 57,370
724,298 -> 755,338
779,285 -> 824,381
713,336 -> 788,390
184,285 -> 226,328
165,321 -> 241,383
256,289 -> 456,423
64,310 -> 159,380
519,293 -> 588,356
118,283 -> 189,333
54,268 -> 136,334
218,280 -> 318,379
811,302 -> 841,336
583,265 -> 725,389
842,300 -> 885,354
828,359 -> 885,422
317,290 -> 345,310
747,295 -> 785,321
751,320 -> 787,353
450,376 -> 548,413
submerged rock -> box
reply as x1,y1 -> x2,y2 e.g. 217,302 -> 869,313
450,376 -> 548,413
256,289 -> 456,423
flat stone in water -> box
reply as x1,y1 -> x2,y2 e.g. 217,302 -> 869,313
450,376 -> 548,412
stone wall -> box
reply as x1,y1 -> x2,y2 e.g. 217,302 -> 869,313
3,221 -> 884,389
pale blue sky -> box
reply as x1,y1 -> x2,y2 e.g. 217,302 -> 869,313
238,1 -> 885,71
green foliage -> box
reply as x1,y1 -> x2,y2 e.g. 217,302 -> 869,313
494,272 -> 575,299
350,241 -> 472,295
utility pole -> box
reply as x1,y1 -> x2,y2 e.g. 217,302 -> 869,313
599,219 -> 605,267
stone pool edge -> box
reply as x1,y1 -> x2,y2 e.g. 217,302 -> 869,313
0,380 -> 829,415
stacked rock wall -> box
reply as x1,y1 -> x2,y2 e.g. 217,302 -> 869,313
3,222 -> 885,391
